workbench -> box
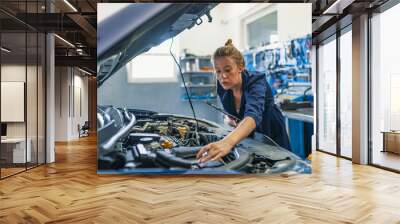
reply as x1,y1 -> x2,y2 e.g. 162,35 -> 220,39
282,108 -> 313,159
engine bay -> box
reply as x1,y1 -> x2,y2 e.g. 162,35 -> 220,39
97,106 -> 310,174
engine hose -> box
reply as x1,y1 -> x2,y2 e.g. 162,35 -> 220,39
265,156 -> 297,174
155,150 -> 198,168
100,112 -> 136,153
172,146 -> 202,158
217,148 -> 252,170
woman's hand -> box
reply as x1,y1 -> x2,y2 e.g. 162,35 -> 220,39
196,139 -> 235,163
197,116 -> 257,163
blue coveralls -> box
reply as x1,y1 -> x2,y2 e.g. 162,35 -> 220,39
217,70 -> 291,150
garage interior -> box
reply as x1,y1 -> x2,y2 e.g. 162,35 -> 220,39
1,0 -> 400,223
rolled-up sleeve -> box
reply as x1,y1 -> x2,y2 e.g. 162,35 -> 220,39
244,74 -> 266,127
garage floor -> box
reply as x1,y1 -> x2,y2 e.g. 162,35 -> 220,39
0,135 -> 399,223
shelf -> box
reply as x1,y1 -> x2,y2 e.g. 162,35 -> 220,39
181,84 -> 215,88
181,97 -> 217,101
182,71 -> 214,74
264,65 -> 311,73
180,56 -> 216,102
180,56 -> 211,61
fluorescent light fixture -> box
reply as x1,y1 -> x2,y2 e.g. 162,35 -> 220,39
323,0 -> 354,14
1,47 -> 11,53
54,34 -> 75,48
63,0 -> 78,12
78,67 -> 93,76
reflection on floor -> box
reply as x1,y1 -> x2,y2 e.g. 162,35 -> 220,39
341,147 -> 352,159
373,150 -> 400,171
0,163 -> 42,178
0,167 -> 25,178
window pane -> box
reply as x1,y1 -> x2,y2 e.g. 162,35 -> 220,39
340,30 -> 352,158
127,38 -> 178,82
318,38 -> 337,154
128,55 -> 176,81
371,3 -> 400,171
247,11 -> 278,48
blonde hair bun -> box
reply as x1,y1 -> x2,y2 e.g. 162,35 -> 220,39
214,38 -> 244,67
225,39 -> 233,47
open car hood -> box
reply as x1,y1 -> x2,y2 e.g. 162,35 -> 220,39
97,3 -> 218,87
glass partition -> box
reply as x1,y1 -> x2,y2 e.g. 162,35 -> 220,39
27,30 -> 38,169
26,0 -> 43,169
38,32 -> 45,165
1,30 -> 28,178
339,29 -> 352,158
317,37 -> 337,155
0,1 -> 46,179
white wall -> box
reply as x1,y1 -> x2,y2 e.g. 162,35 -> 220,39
178,3 -> 311,55
1,63 -> 46,163
1,65 -> 32,137
55,67 -> 89,141
178,3 -> 257,55
72,74 -> 89,138
276,4 -> 312,42
55,67 -> 68,141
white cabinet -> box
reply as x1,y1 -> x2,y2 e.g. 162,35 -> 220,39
1,138 -> 31,163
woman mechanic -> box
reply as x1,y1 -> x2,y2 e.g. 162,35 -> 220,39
196,39 -> 291,163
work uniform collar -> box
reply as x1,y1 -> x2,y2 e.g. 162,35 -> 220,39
234,70 -> 248,117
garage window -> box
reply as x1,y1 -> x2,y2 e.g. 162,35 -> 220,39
127,38 -> 179,83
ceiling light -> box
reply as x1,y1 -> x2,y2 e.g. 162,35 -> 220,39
1,47 -> 11,53
63,0 -> 78,12
78,67 -> 93,76
54,34 -> 75,48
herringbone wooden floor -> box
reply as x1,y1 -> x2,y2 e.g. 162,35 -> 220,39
1,135 -> 400,224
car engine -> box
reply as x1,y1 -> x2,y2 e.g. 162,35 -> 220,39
97,106 -> 311,174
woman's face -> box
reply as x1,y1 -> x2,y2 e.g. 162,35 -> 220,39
214,56 -> 243,90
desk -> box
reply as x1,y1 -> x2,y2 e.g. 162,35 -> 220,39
382,131 -> 400,154
1,138 -> 31,163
